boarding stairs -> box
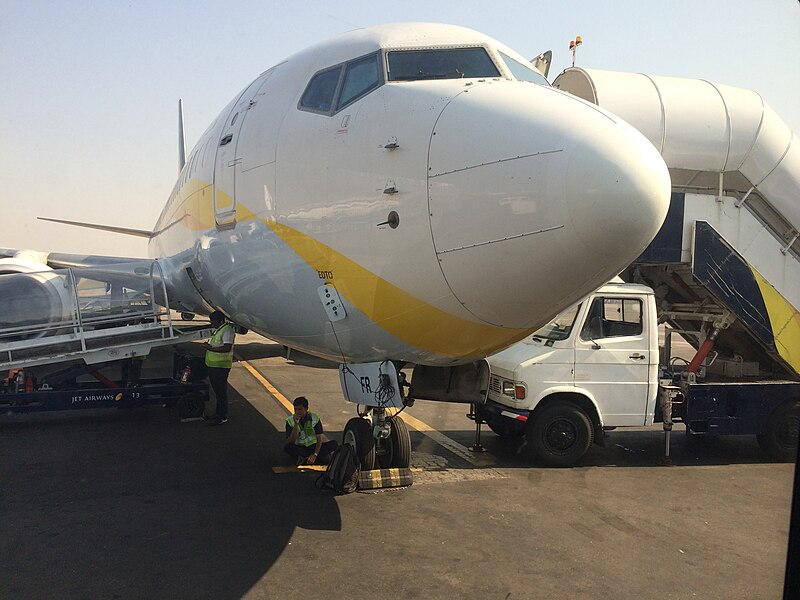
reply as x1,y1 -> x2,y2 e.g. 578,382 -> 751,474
554,68 -> 800,378
0,261 -> 211,370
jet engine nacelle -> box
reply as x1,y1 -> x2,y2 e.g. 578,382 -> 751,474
0,257 -> 74,339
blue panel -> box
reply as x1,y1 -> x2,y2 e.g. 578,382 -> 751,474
635,192 -> 685,264
685,382 -> 800,435
693,221 -> 774,348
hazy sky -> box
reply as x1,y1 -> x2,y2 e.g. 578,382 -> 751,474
2,0 -> 798,258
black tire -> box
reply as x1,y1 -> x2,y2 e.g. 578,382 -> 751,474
526,402 -> 594,467
181,312 -> 195,321
757,401 -> 800,462
343,417 -> 376,470
377,416 -> 412,469
177,392 -> 205,419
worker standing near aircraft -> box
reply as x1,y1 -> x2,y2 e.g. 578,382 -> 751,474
203,311 -> 235,426
284,396 -> 338,465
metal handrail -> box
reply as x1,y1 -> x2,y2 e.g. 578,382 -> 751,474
0,261 -> 179,367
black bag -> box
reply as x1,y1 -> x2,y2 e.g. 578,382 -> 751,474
316,444 -> 360,494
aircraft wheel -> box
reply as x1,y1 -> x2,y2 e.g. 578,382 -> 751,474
526,402 -> 593,467
377,416 -> 411,469
344,417 -> 376,470
177,391 -> 205,419
757,400 -> 800,462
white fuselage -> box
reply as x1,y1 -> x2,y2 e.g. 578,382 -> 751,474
147,23 -> 671,365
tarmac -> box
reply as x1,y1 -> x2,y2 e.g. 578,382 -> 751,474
0,331 -> 795,599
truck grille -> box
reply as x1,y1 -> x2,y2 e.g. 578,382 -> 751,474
489,376 -> 502,394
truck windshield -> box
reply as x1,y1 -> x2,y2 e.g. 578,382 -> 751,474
531,303 -> 582,341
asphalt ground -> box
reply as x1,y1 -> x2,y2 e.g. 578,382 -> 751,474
0,332 -> 795,600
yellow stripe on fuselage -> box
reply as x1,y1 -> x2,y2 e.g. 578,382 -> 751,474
262,219 -> 530,358
752,269 -> 800,375
159,184 -> 532,359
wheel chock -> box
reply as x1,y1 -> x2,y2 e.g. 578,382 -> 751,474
358,467 -> 413,490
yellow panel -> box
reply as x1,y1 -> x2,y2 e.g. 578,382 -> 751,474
753,270 -> 800,375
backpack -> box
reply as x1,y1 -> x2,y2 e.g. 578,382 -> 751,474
316,444 -> 360,494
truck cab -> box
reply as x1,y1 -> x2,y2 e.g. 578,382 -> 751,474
479,282 -> 659,466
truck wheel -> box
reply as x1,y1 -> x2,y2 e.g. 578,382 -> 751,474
377,416 -> 412,469
526,402 -> 593,467
344,417 -> 376,470
177,392 -> 205,419
757,401 -> 800,462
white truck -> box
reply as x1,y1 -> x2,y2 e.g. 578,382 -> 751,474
474,281 -> 800,467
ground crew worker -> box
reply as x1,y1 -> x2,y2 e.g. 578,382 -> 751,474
284,396 -> 338,465
203,311 -> 235,425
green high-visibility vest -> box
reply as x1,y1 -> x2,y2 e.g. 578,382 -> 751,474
205,323 -> 234,369
287,413 -> 320,447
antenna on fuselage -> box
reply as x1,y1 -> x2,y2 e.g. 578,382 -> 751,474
178,98 -> 187,172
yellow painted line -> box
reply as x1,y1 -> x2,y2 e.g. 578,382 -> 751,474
237,355 -> 496,469
272,465 -> 327,474
396,411 -> 496,468
237,357 -> 294,413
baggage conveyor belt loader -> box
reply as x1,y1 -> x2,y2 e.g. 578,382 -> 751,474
0,260 -> 212,419
471,68 -> 800,466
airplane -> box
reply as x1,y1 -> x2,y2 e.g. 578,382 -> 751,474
0,22 -> 671,468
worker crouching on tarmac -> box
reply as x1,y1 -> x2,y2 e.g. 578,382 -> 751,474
284,396 -> 338,465
203,311 -> 235,426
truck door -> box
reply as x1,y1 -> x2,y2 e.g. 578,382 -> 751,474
573,295 -> 651,426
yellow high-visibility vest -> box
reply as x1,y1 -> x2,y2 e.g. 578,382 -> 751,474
205,323 -> 234,369
286,413 -> 320,447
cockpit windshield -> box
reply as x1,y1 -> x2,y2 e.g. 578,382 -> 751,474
531,303 -> 582,341
387,47 -> 500,81
499,52 -> 550,86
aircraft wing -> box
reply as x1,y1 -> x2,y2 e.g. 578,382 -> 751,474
0,248 -> 156,292
1,216 -> 158,291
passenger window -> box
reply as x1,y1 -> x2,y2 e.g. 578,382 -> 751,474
387,47 -> 500,81
499,51 -> 550,86
337,53 -> 381,109
580,298 -> 643,340
300,67 -> 343,113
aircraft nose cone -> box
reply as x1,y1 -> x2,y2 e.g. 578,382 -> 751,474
564,118 -> 671,258
428,82 -> 670,328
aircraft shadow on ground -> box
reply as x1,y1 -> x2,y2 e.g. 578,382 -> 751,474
0,389 -> 340,600
235,341 -> 339,369
417,429 -> 783,469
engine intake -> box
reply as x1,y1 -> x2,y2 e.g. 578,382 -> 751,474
0,258 -> 73,341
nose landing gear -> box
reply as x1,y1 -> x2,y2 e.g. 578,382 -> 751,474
343,406 -> 412,471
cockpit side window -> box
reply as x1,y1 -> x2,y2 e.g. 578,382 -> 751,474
337,53 -> 382,110
386,47 -> 500,81
499,52 -> 550,86
300,66 -> 343,113
299,52 -> 384,115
